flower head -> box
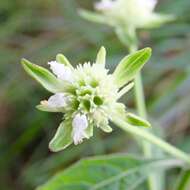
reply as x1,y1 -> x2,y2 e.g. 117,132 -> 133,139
80,0 -> 174,44
21,47 -> 151,151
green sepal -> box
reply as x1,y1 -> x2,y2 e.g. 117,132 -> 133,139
113,48 -> 152,88
49,120 -> 73,152
79,9 -> 107,24
56,54 -> 73,69
21,59 -> 63,93
126,113 -> 151,128
96,46 -> 106,66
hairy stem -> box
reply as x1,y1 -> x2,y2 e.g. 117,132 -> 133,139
111,114 -> 190,164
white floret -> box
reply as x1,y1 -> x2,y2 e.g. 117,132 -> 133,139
47,93 -> 67,108
48,61 -> 73,82
72,114 -> 88,145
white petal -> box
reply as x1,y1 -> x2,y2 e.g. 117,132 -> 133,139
95,0 -> 115,11
138,0 -> 157,11
48,61 -> 73,82
72,114 -> 88,145
47,93 -> 67,108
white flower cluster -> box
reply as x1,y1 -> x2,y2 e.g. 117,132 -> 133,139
41,58 -> 119,145
22,47 -> 151,151
94,0 -> 158,28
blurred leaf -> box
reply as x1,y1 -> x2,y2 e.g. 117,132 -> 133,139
175,170 -> 190,190
37,155 -> 181,190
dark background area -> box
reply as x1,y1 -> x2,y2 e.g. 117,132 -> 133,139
0,0 -> 190,189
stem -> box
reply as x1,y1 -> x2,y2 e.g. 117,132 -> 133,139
130,44 -> 156,189
111,114 -> 190,164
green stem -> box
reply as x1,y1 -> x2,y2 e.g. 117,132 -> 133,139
111,114 -> 190,164
129,44 -> 156,189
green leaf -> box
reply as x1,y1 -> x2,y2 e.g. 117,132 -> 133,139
126,113 -> 151,128
56,54 -> 73,69
175,170 -> 190,190
113,48 -> 152,87
36,155 -> 181,190
49,120 -> 73,152
21,59 -> 63,93
96,46 -> 106,66
79,9 -> 107,24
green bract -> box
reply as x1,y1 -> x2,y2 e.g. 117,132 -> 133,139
21,47 -> 151,152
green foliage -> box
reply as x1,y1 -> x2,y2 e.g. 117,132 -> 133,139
0,0 -> 190,190
37,155 -> 181,190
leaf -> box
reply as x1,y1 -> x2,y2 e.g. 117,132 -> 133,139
96,46 -> 106,66
79,9 -> 107,24
113,48 -> 152,88
175,170 -> 190,190
49,120 -> 73,152
126,113 -> 151,128
21,59 -> 63,93
36,155 -> 181,190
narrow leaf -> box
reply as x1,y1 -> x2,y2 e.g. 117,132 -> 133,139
96,46 -> 106,66
49,120 -> 73,152
113,48 -> 152,87
21,59 -> 63,93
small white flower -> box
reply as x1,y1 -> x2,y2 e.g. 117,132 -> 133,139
145,0 -> 157,11
48,61 -> 73,82
95,0 -> 116,11
72,114 -> 88,145
47,93 -> 67,108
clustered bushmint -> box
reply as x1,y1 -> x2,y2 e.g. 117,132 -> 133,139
22,47 -> 151,151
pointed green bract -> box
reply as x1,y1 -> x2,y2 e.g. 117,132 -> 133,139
113,48 -> 152,88
144,13 -> 175,28
36,104 -> 65,113
79,9 -> 107,24
56,54 -> 73,69
126,113 -> 151,128
96,46 -> 106,66
21,59 -> 63,93
49,120 -> 73,152
117,82 -> 134,99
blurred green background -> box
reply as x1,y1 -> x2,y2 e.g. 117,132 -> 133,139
0,0 -> 190,189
